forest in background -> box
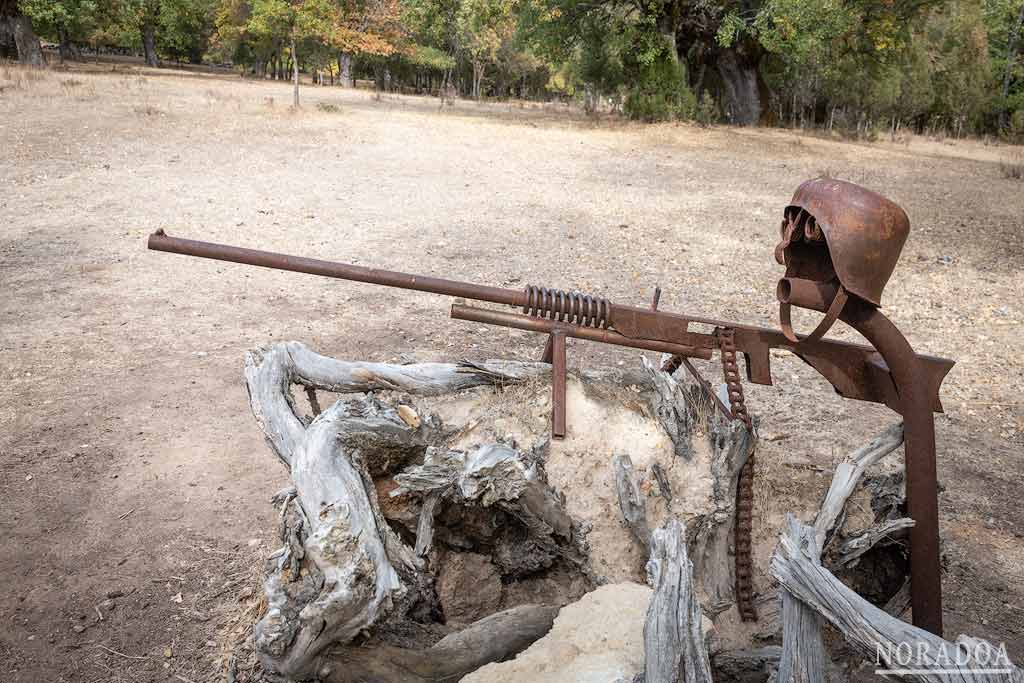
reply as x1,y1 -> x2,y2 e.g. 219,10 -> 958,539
0,0 -> 1022,138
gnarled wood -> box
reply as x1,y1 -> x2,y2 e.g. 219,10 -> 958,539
643,518 -> 714,683
812,422 -> 905,552
772,515 -> 1024,682
837,517 -> 915,568
320,605 -> 560,682
776,517 -> 827,683
656,355 -> 757,619
244,342 -> 561,679
244,341 -> 549,467
613,453 -> 651,547
776,423 -> 905,681
253,396 -> 419,679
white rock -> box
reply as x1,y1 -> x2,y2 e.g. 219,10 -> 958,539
462,582 -> 652,683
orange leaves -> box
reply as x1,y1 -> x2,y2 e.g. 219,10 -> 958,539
330,0 -> 405,56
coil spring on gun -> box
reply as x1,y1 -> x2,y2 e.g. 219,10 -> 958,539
522,285 -> 611,328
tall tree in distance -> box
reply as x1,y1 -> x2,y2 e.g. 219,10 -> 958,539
456,0 -> 511,98
0,0 -> 46,65
139,0 -> 160,64
990,0 -> 1024,130
332,0 -> 404,90
20,0 -> 98,62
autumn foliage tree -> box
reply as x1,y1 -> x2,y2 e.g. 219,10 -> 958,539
3,0 -> 1022,136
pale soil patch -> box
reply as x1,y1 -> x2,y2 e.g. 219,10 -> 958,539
463,582 -> 653,683
1,62 -> 1022,681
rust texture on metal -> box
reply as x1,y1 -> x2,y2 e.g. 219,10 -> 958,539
147,177 -> 954,635
550,332 -> 567,439
451,304 -> 713,359
717,327 -> 758,622
148,229 -> 952,410
522,285 -> 611,328
781,177 -> 910,306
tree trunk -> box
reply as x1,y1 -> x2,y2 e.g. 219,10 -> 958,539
472,61 -> 484,100
643,518 -> 714,683
716,47 -> 763,126
999,1 -> 1024,131
57,26 -> 78,63
0,0 -> 45,67
291,34 -> 299,108
141,14 -> 158,67
338,53 -> 352,87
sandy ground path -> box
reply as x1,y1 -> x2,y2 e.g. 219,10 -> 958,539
1,64 -> 1022,681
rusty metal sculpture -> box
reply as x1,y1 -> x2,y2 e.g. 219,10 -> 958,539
148,177 -> 952,636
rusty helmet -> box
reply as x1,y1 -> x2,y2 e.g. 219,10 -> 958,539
776,178 -> 909,307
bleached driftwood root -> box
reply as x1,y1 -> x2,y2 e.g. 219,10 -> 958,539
773,422 -> 907,681
245,341 -> 549,467
772,421 -> 1023,683
320,604 -> 560,682
811,422 -> 905,552
650,356 -> 757,619
775,517 -> 827,683
773,514 -> 1024,682
244,339 -> 989,683
391,442 -> 574,564
712,647 -> 782,681
837,517 -> 915,568
613,453 -> 651,547
643,518 -> 714,683
245,342 -> 561,679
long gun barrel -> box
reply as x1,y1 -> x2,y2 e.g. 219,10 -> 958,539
149,229 -> 521,306
148,229 -> 712,358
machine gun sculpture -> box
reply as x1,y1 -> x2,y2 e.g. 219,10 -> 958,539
149,177 -> 953,636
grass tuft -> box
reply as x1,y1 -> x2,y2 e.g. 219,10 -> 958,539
133,104 -> 165,116
1000,158 -> 1023,180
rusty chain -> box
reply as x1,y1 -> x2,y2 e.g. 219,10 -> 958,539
661,328 -> 758,622
716,327 -> 758,622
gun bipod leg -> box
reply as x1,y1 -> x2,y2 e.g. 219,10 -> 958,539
540,334 -> 554,363
551,332 -> 567,439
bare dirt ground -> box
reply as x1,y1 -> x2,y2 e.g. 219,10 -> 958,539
1,60 -> 1022,682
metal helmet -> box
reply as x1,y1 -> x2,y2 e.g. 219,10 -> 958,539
776,178 -> 909,307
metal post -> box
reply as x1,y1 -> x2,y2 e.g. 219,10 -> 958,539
551,332 -> 566,439
844,301 -> 944,635
540,334 -> 554,364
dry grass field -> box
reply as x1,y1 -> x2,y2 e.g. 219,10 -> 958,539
2,61 -> 1023,682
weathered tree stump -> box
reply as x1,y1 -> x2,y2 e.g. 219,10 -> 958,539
242,342 -> 760,680
237,341 -> 1020,683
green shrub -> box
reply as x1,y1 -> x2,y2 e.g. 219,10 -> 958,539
624,51 -> 696,122
1009,110 -> 1024,142
695,91 -> 718,126
1001,157 -> 1023,180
